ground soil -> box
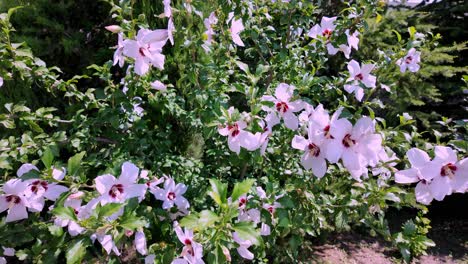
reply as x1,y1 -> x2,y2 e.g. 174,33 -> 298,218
301,193 -> 468,264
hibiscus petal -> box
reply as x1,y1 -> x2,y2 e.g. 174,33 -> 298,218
311,157 -> 327,178
120,162 -> 140,184
282,111 -> 298,130
342,149 -> 361,171
324,139 -> 343,164
237,247 -> 254,260
231,34 -> 245,47
434,146 -> 457,164
452,159 -> 468,192
228,137 -> 241,154
275,83 -> 293,102
175,196 -> 190,209
420,161 -> 442,181
415,181 -> 433,205
307,24 -> 321,38
0,198 -> 8,213
17,163 -> 39,177
95,174 -> 116,195
347,60 -> 360,76
330,118 -> 352,140
291,135 -> 308,151
407,148 -> 430,168
239,131 -> 261,151
6,204 -> 28,222
68,221 -> 85,236
429,176 -> 452,201
135,231 -> 148,255
135,57 -> 151,76
126,184 -> 147,201
44,184 -> 69,201
394,168 -> 419,184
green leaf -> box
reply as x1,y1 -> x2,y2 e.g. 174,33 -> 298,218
179,214 -> 199,229
198,210 -> 219,228
52,206 -> 78,222
41,148 -> 54,168
66,239 -> 88,264
67,152 -> 86,176
233,222 -> 259,244
98,203 -> 124,219
119,215 -> 148,230
231,179 -> 254,202
48,225 -> 64,237
235,61 -> 250,74
392,30 -> 402,42
408,26 -> 416,39
208,179 -> 227,206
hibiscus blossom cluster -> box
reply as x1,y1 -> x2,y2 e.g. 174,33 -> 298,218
0,161 -> 192,261
219,83 -> 384,181
395,146 -> 468,204
112,28 -> 169,76
0,164 -> 68,223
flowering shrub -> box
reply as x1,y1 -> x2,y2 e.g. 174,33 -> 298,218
0,0 -> 467,263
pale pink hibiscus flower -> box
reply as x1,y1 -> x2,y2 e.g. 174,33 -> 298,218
232,232 -> 254,260
218,107 -> 261,154
123,28 -> 168,75
151,178 -> 189,210
91,233 -> 120,256
0,179 -> 32,222
202,12 -> 218,51
16,163 -> 39,177
261,83 -> 304,130
172,222 -> 204,264
228,13 -> 245,47
394,148 -> 434,204
397,48 -> 421,73
258,114 -> 280,155
151,80 -> 167,92
54,192 -> 85,236
24,178 -> 68,212
308,16 -> 337,40
420,146 -> 468,201
344,60 -> 377,101
328,116 -> 382,180
94,162 -> 147,205
113,33 -> 126,68
135,230 -> 148,255
292,123 -> 328,178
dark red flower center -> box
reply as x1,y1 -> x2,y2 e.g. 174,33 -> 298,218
267,206 -> 274,215
276,102 -> 289,113
324,125 -> 334,139
228,123 -> 240,137
184,239 -> 192,246
354,73 -> 364,81
308,143 -> 321,157
440,163 -> 457,178
31,180 -> 48,194
238,197 -> 247,207
167,191 -> 176,200
108,184 -> 124,198
139,47 -> 146,57
405,56 -> 413,64
322,29 -> 332,38
342,134 -> 356,148
5,195 -> 21,204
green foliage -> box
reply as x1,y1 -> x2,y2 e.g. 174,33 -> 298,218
0,0 -> 466,263
392,214 -> 435,263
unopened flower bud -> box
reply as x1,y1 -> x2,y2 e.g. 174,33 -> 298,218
105,25 -> 122,33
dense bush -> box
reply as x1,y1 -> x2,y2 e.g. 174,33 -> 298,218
0,0 -> 466,263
